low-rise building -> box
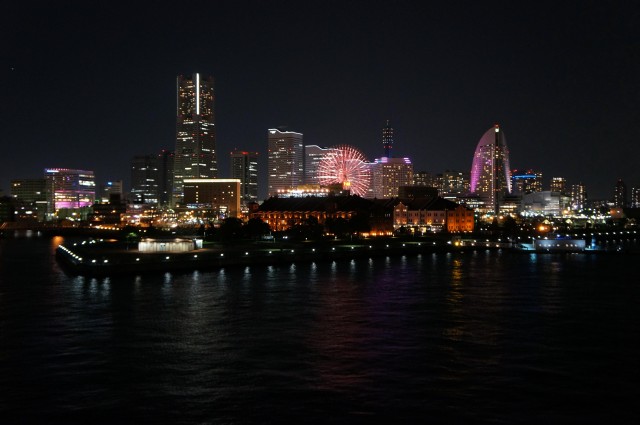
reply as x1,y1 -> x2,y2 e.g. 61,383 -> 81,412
393,198 -> 475,233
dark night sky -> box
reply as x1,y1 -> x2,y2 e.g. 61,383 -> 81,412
2,1 -> 639,200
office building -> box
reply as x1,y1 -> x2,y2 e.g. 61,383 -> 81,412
469,124 -> 512,214
182,179 -> 241,218
511,169 -> 543,195
44,168 -> 95,217
230,150 -> 259,203
173,73 -> 216,205
267,128 -> 303,197
130,155 -> 159,204
11,179 -> 46,203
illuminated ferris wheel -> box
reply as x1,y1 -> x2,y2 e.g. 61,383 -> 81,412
316,144 -> 371,197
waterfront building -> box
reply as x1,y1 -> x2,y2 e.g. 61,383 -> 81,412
382,120 -> 393,158
182,178 -> 241,218
173,73 -> 216,205
550,177 -> 566,194
267,128 -> 303,197
469,124 -> 512,215
570,182 -> 587,211
130,155 -> 159,204
393,197 -> 475,233
230,150 -> 259,203
44,168 -> 95,218
613,178 -> 627,207
370,157 -> 413,199
251,195 -> 395,235
511,169 -> 543,195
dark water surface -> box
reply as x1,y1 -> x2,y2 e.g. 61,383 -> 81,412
1,236 -> 639,424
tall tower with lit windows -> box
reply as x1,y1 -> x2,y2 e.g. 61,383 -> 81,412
267,128 -> 303,197
382,120 -> 393,158
469,124 -> 512,214
173,73 -> 216,205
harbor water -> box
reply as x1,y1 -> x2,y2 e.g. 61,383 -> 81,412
1,235 -> 639,424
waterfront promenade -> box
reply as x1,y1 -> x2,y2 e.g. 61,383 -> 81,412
54,229 -> 639,277
55,237 -> 455,276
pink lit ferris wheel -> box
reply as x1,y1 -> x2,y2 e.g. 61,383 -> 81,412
316,144 -> 371,197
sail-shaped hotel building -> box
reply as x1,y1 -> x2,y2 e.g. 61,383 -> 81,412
470,125 -> 512,215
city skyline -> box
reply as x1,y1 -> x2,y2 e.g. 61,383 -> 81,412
2,1 -> 639,200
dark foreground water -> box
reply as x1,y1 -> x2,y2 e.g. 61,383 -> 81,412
1,236 -> 639,424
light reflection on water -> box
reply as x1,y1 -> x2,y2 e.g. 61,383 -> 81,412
1,237 -> 640,423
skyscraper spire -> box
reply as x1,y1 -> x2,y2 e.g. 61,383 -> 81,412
382,120 -> 393,158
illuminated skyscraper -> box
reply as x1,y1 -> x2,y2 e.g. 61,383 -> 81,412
382,120 -> 393,158
613,178 -> 627,207
230,150 -> 259,203
173,73 -> 216,205
267,128 -> 303,197
469,125 -> 512,214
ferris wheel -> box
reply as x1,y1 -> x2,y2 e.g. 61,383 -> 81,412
316,144 -> 371,197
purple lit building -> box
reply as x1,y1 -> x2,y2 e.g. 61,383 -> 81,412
44,168 -> 95,218
469,125 -> 512,214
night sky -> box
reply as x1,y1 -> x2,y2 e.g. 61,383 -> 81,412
2,1 -> 639,200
